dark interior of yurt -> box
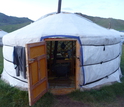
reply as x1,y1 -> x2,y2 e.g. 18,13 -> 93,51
46,39 -> 76,89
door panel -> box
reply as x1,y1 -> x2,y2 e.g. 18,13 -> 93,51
30,61 -> 39,85
26,41 -> 48,106
32,80 -> 47,99
39,58 -> 47,79
30,45 -> 46,58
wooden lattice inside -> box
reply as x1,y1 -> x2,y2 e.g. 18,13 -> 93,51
46,41 -> 76,58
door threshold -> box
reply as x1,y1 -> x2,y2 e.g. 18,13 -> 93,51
49,88 -> 75,95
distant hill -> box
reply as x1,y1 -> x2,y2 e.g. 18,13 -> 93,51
76,13 -> 124,31
0,13 -> 33,32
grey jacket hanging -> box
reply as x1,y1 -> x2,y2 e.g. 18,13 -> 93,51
13,46 -> 26,79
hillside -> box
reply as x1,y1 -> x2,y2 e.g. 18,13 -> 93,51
76,13 -> 124,31
0,13 -> 33,32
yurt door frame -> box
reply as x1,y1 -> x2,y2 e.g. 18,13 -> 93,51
44,38 -> 80,90
25,39 -> 80,106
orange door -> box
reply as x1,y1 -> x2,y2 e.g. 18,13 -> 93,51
25,41 -> 48,106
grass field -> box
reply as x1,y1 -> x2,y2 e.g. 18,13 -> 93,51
0,46 -> 3,74
0,46 -> 124,107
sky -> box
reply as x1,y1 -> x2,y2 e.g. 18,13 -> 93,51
0,0 -> 124,21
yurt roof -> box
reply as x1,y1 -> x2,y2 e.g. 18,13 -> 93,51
110,29 -> 124,36
0,29 -> 7,38
3,13 -> 120,46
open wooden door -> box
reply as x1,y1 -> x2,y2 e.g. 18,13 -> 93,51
25,41 -> 48,106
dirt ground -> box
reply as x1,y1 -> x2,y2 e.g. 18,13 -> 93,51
52,95 -> 124,107
53,95 -> 91,107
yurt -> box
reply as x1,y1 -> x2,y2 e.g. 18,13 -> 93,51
1,12 -> 122,105
0,29 -> 8,46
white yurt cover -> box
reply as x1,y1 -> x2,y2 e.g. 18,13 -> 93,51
1,13 -> 122,89
110,29 -> 124,43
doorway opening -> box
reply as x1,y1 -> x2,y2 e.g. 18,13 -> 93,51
45,39 -> 76,90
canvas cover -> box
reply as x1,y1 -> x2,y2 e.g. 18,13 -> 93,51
1,13 -> 122,89
110,29 -> 124,43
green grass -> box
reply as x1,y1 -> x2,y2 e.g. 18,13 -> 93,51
0,79 -> 55,107
0,46 -> 3,74
0,45 -> 124,106
121,45 -> 124,75
0,80 -> 28,107
69,82 -> 124,102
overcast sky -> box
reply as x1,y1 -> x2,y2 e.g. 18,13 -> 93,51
0,0 -> 124,21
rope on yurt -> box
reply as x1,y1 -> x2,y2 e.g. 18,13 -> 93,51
81,41 -> 120,46
3,45 -> 14,47
79,41 -> 121,85
80,66 -> 120,86
4,69 -> 27,83
81,53 -> 121,66
4,57 -> 13,63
